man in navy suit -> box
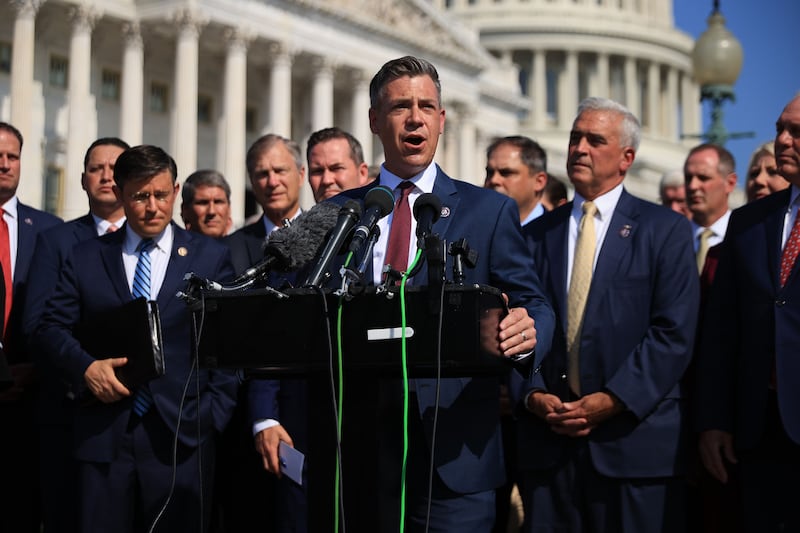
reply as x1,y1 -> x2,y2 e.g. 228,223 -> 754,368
25,137 -> 129,533
256,56 -> 553,532
37,145 -> 238,533
694,94 -> 800,533
517,97 -> 699,533
0,121 -> 63,533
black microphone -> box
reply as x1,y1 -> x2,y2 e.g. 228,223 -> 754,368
232,201 -> 341,284
346,185 -> 395,255
413,193 -> 442,244
304,200 -> 362,288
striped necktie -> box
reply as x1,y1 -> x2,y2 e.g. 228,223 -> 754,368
131,238 -> 155,417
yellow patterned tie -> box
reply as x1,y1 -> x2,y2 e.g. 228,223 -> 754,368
567,201 -> 597,396
696,228 -> 713,273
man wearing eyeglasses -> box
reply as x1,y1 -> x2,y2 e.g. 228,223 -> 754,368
36,145 -> 239,532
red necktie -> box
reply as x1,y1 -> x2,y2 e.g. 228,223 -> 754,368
384,181 -> 414,274
780,207 -> 800,286
0,208 -> 11,332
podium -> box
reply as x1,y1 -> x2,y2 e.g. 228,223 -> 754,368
195,283 -> 508,377
192,283 -> 511,530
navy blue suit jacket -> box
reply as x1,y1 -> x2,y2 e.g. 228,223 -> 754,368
518,189 -> 699,478
225,219 -> 267,276
312,167 -> 555,494
694,188 -> 800,446
36,223 -> 239,462
6,202 -> 62,364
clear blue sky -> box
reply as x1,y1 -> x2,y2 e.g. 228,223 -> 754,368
673,0 -> 800,185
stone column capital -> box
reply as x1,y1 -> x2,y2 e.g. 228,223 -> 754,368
268,42 -> 297,66
69,3 -> 101,33
10,0 -> 45,18
122,20 -> 143,48
224,26 -> 255,52
173,7 -> 208,38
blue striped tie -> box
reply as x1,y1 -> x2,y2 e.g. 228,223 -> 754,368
132,238 -> 154,417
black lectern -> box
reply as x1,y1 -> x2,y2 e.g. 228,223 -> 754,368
192,283 -> 510,530
195,283 -> 508,377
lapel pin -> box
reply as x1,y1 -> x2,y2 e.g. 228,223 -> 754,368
440,206 -> 451,218
619,224 -> 632,238
178,246 -> 188,257
24,217 -> 33,225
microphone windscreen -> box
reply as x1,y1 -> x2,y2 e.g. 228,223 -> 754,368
264,201 -> 341,270
413,193 -> 442,223
364,185 -> 395,217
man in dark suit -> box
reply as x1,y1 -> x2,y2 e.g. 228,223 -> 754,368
24,137 -> 129,533
255,56 -> 554,532
516,97 -> 699,533
0,121 -> 63,533
37,145 -> 238,532
694,95 -> 800,533
216,134 -> 305,533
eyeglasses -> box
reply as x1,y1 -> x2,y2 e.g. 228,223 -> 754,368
129,190 -> 173,204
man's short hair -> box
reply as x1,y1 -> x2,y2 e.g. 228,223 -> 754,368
113,145 -> 178,190
659,168 -> 685,194
245,134 -> 303,178
369,56 -> 441,108
685,143 -> 736,177
486,135 -> 547,174
83,137 -> 130,171
0,122 -> 24,149
306,127 -> 365,167
576,97 -> 641,151
182,169 -> 231,204
544,174 -> 568,205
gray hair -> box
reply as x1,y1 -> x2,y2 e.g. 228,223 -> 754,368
576,97 -> 641,151
182,169 -> 231,204
659,168 -> 685,193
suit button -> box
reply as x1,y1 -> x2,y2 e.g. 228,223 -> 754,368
776,299 -> 787,307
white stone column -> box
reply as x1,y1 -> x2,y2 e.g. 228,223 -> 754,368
9,0 -> 44,207
171,8 -> 206,180
558,50 -> 578,129
666,67 -> 679,141
531,49 -> 547,129
647,61 -> 660,137
268,43 -> 293,138
456,104 -> 478,185
681,71 -> 700,141
595,52 -> 610,98
350,70 -> 372,164
221,28 -> 251,228
120,22 -> 144,146
625,56 -> 640,119
64,4 -> 100,220
311,57 -> 334,132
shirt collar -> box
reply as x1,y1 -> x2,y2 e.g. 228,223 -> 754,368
262,209 -> 302,235
1,196 -> 19,219
123,223 -> 173,255
378,162 -> 438,194
691,210 -> 731,238
571,183 -> 624,223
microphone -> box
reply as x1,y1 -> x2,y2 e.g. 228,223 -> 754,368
232,201 -> 341,284
413,193 -> 442,244
304,200 -> 362,288
346,185 -> 395,255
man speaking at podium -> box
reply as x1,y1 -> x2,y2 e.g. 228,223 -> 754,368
37,145 -> 238,532
300,56 -> 553,531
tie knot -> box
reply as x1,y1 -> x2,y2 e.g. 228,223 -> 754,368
699,228 -> 713,242
137,238 -> 155,254
582,201 -> 597,217
397,181 -> 414,198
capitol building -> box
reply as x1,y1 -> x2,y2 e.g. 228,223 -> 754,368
0,0 -> 700,225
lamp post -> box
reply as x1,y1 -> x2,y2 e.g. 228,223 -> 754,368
689,0 -> 752,146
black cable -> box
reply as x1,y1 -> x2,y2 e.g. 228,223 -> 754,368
424,280 -> 446,533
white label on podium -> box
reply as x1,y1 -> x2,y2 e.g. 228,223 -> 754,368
367,327 -> 415,341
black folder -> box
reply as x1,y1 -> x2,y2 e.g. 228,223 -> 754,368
74,297 -> 165,389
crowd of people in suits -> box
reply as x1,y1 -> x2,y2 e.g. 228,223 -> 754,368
1,54 -> 798,533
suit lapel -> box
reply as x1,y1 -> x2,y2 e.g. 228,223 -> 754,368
769,189 -> 792,289
99,230 -> 131,302
14,204 -> 35,286
158,225 -> 192,312
545,204 -> 571,322
587,191 -> 638,309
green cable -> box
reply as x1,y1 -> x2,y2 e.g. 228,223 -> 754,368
398,249 -> 423,533
334,251 -> 354,533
